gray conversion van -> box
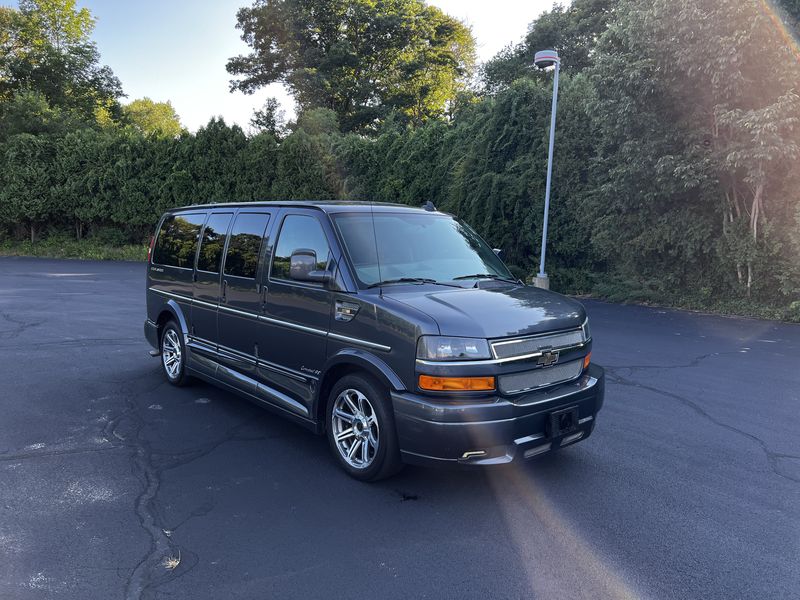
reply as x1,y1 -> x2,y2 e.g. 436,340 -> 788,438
144,201 -> 604,480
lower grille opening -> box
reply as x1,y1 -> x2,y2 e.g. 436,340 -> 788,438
498,359 -> 583,395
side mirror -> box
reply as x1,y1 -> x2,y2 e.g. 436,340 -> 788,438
290,248 -> 332,283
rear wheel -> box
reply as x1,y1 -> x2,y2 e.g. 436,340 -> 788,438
160,321 -> 189,386
326,374 -> 402,481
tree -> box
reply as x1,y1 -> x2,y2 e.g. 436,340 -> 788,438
0,134 -> 57,242
250,97 -> 285,137
227,0 -> 475,132
0,0 -> 122,124
122,98 -> 184,138
588,0 -> 800,298
481,0 -> 617,92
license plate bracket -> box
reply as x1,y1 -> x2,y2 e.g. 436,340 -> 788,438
548,406 -> 579,438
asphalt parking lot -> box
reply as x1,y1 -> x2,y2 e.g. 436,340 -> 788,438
1,257 -> 798,600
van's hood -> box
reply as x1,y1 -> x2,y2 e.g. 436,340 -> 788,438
383,284 -> 586,339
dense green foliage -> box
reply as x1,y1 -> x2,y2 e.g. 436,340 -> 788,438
121,98 -> 184,138
227,0 -> 476,131
0,0 -> 122,126
1,0 -> 799,320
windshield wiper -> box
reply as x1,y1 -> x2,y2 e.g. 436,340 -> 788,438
367,277 -> 460,289
452,273 -> 519,284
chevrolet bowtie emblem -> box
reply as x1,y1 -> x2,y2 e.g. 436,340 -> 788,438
537,350 -> 560,367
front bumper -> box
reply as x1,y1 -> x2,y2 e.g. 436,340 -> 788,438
392,363 -> 604,466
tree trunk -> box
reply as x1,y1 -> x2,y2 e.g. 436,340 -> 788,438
724,187 -> 744,287
30,223 -> 36,244
750,181 -> 763,241
746,261 -> 753,298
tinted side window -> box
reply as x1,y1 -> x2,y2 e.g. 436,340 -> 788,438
272,215 -> 330,281
153,213 -> 205,268
197,213 -> 232,273
223,213 -> 270,279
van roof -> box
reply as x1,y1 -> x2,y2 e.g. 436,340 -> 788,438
167,200 -> 445,215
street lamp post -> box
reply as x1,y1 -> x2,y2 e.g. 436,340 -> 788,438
533,49 -> 561,290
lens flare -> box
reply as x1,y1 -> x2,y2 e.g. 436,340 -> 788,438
762,1 -> 800,63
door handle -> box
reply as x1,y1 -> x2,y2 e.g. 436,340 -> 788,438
221,280 -> 227,303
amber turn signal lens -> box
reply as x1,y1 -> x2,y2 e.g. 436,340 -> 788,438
583,352 -> 592,369
418,375 -> 496,392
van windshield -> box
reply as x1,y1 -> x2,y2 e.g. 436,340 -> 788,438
332,212 -> 513,287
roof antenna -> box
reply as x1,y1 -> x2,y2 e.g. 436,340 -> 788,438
370,201 -> 383,295
422,200 -> 436,212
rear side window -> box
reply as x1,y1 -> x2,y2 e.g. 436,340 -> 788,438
152,213 -> 205,268
271,215 -> 331,281
197,213 -> 232,274
223,212 -> 270,279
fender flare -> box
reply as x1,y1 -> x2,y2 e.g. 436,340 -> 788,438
156,298 -> 190,342
319,348 -> 406,396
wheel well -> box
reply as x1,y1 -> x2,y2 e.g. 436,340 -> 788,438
316,364 -> 382,428
155,310 -> 174,342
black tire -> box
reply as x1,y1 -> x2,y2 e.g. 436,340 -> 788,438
326,374 -> 402,481
159,320 -> 190,386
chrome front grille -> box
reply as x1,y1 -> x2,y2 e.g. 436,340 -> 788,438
491,329 -> 584,360
497,359 -> 583,394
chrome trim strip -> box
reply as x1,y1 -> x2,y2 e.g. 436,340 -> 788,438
328,332 -> 391,352
524,443 -> 552,458
416,350 -> 555,366
193,338 -> 310,381
188,334 -> 216,347
258,359 -> 309,382
514,432 -> 546,446
150,288 -> 190,302
513,376 -> 598,407
216,345 -> 257,366
149,287 -> 392,353
193,298 -> 218,309
219,304 -> 258,319
257,314 -> 327,336
490,327 -> 586,360
491,326 -> 582,346
578,415 -> 594,425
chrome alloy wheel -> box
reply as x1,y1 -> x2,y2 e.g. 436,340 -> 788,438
331,388 -> 380,469
161,329 -> 182,379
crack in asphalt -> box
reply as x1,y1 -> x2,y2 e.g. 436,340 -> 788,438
0,311 -> 45,340
600,349 -> 754,372
93,376 -> 278,600
604,365 -> 800,484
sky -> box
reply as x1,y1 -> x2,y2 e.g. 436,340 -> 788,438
30,0 -> 554,132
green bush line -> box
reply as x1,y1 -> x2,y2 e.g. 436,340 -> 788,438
0,236 -> 147,262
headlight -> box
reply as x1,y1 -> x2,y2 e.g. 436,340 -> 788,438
581,317 -> 591,342
416,336 -> 491,361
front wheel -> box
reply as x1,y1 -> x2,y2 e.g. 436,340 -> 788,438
326,374 -> 402,481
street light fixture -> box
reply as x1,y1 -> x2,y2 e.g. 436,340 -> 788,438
533,49 -> 561,290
